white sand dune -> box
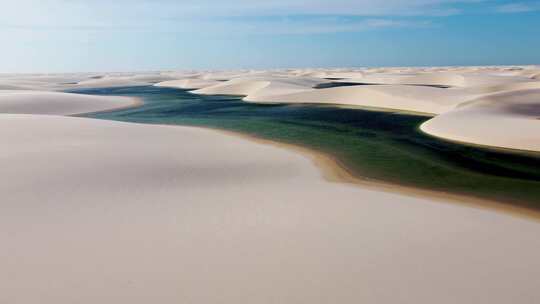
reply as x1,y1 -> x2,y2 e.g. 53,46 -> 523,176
194,76 -> 326,99
323,71 -> 366,79
285,68 -> 364,79
0,74 -> 87,90
0,83 -> 32,90
421,89 -> 540,152
463,80 -> 540,95
128,73 -> 177,83
194,78 -> 271,95
72,76 -> 150,88
398,73 -> 467,87
295,71 -> 329,78
2,114 -> 540,304
155,78 -> 222,90
0,90 -> 137,115
195,70 -> 253,80
355,72 -> 531,88
154,71 -> 272,90
0,72 -> 175,91
246,84 -> 478,115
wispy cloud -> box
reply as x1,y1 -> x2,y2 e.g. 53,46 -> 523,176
495,2 -> 540,13
0,0 -> 451,35
0,0 -> 502,35
1,16 -> 432,36
209,17 -> 433,35
0,0 -> 480,25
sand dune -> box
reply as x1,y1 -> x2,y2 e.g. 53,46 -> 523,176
284,68 -> 365,79
0,72 -> 176,91
355,72 -> 532,88
398,73 -> 466,87
464,80 -> 540,95
322,71 -> 366,79
0,83 -> 32,90
154,71 -> 273,90
72,76 -> 152,88
194,76 -> 325,99
127,73 -> 176,83
0,74 -> 87,90
155,78 -> 222,90
246,84 -> 478,114
0,90 -> 137,115
421,89 -> 540,152
194,78 -> 270,95
2,114 -> 540,304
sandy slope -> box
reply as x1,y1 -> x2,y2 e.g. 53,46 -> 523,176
2,114 -> 540,304
357,72 -> 532,87
193,76 -> 325,99
0,74 -> 87,90
0,90 -> 137,115
154,71 -> 271,90
70,74 -> 173,89
421,89 -> 540,152
0,72 -> 175,91
463,79 -> 540,95
247,84 -> 478,114
155,78 -> 222,90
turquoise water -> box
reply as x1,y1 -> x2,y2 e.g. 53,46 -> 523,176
75,86 -> 540,210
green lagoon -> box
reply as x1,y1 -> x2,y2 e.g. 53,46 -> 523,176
75,86 -> 540,211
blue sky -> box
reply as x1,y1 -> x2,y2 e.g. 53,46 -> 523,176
1,0 -> 539,72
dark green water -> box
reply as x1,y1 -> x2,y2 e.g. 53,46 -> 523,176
75,86 -> 540,210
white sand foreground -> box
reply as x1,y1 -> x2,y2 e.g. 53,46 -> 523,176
2,113 -> 540,304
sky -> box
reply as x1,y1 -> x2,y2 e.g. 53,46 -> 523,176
1,0 -> 539,72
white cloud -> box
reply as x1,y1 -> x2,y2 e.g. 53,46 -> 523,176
495,2 -> 539,13
1,0 -> 480,21
0,0 -> 475,35
205,17 -> 432,35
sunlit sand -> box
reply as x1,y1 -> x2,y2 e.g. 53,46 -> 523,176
1,66 -> 540,303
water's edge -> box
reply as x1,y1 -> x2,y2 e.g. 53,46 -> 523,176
73,86 -> 540,215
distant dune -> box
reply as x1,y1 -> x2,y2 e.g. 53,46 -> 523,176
245,84 -> 476,114
155,66 -> 540,152
194,76 -> 324,99
155,78 -> 222,90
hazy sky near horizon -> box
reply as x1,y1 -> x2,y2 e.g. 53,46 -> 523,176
1,0 -> 539,72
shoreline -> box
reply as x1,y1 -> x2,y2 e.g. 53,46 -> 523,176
206,126 -> 540,222
77,90 -> 540,222
420,122 -> 540,156
71,96 -> 144,116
